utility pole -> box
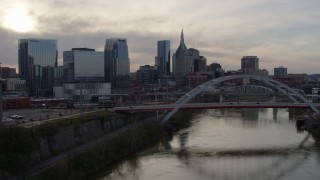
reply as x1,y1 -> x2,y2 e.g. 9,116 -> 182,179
80,78 -> 83,118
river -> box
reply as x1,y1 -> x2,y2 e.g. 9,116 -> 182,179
94,108 -> 320,180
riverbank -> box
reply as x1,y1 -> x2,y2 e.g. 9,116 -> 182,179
28,111 -> 195,180
30,120 -> 165,179
0,110 -> 145,179
0,109 -> 196,179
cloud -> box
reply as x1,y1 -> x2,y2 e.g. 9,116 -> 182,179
0,0 -> 320,74
0,28 -> 21,67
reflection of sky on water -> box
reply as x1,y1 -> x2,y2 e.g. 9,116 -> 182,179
170,109 -> 312,150
98,109 -> 320,180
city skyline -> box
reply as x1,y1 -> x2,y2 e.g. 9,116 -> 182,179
0,0 -> 320,74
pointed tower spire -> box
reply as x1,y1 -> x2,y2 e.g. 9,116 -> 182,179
180,29 -> 184,44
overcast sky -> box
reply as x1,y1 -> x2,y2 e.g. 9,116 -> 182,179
0,0 -> 319,74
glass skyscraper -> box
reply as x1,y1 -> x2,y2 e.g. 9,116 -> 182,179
18,38 -> 58,96
104,38 -> 131,93
63,48 -> 104,83
157,40 -> 170,77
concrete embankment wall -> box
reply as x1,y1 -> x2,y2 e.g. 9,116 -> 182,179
1,110 -> 191,179
36,117 -> 125,160
0,112 -> 147,180
31,114 -> 165,179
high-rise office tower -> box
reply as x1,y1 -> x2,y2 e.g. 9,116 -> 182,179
194,56 -> 207,72
104,38 -> 131,93
173,29 -> 192,86
18,38 -> 58,96
274,66 -> 287,78
241,56 -> 267,80
188,48 -> 200,73
241,56 -> 259,74
61,48 -> 108,102
63,48 -> 104,83
157,40 -> 171,77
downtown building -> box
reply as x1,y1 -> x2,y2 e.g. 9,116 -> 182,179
172,30 -> 208,87
207,63 -> 224,78
240,56 -> 268,84
1,67 -> 17,79
104,38 -> 131,94
63,48 -> 104,83
156,40 -> 174,88
188,48 -> 199,73
18,38 -> 58,97
54,48 -> 110,102
274,66 -> 287,78
156,40 -> 171,77
173,30 -> 193,87
241,56 -> 268,77
194,56 -> 207,73
136,65 -> 159,91
186,49 -> 209,88
241,56 -> 259,74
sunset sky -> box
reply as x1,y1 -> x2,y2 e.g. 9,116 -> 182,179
0,0 -> 319,74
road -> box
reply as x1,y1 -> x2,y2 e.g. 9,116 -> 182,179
113,102 -> 320,112
2,108 -> 93,128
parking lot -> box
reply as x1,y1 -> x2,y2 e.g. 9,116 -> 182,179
2,108 -> 80,127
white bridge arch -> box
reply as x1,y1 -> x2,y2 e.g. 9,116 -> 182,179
160,75 -> 320,125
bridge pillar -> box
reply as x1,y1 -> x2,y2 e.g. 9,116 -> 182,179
220,95 -> 225,102
156,111 -> 159,121
273,108 -> 278,122
272,96 -> 276,103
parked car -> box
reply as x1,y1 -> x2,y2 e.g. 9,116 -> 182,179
9,115 -> 24,119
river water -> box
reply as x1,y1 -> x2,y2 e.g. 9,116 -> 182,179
95,108 -> 320,180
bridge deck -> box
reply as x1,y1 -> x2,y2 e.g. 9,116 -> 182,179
113,102 -> 320,113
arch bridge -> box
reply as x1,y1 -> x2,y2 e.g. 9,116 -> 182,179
160,75 -> 320,125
